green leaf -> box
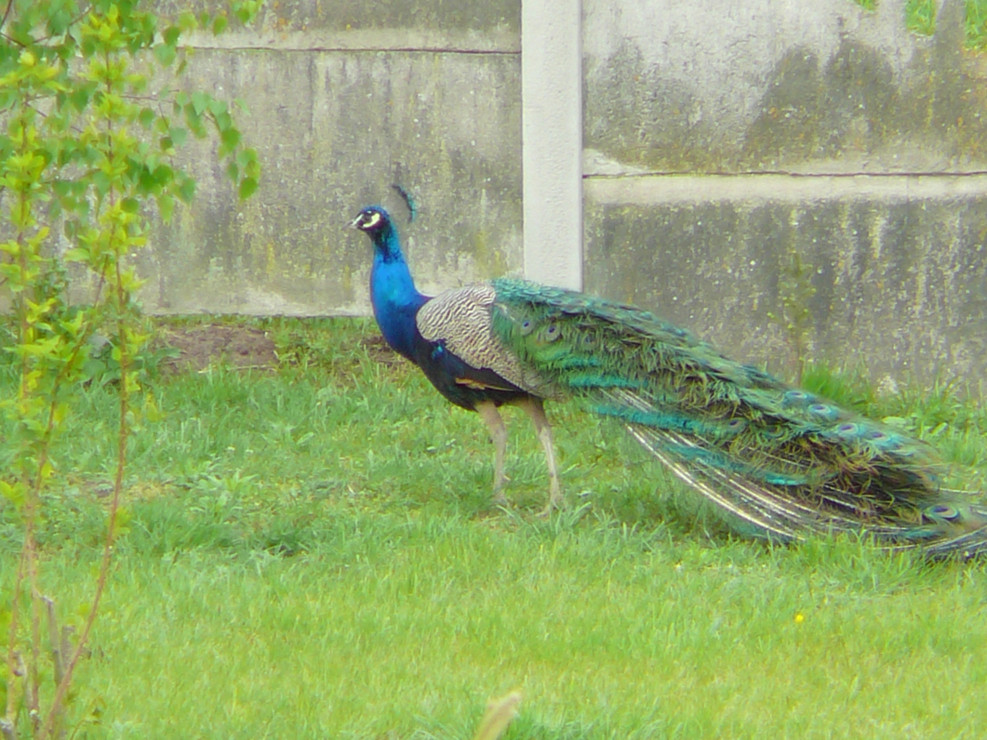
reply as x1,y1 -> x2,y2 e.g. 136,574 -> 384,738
164,26 -> 182,46
190,91 -> 210,116
52,179 -> 73,197
63,248 -> 90,263
184,103 -> 207,137
0,479 -> 25,506
158,193 -> 175,222
153,163 -> 175,184
236,147 -> 258,169
138,106 -> 156,128
238,176 -> 258,200
178,176 -> 196,203
212,15 -> 229,35
178,11 -> 198,32
234,0 -> 263,24
153,42 -> 176,67
93,170 -> 111,196
169,126 -> 188,147
69,84 -> 93,111
220,126 -> 241,153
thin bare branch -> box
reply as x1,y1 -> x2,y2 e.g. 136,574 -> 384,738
0,0 -> 13,36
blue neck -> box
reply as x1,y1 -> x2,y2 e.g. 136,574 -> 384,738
369,225 -> 427,360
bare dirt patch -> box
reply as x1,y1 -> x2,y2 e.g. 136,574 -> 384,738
157,324 -> 279,374
154,322 -> 400,375
360,333 -> 403,366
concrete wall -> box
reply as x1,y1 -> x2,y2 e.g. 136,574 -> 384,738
139,0 -> 522,315
582,0 -> 987,390
38,1 -> 987,390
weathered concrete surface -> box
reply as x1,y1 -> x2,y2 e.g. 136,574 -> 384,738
585,175 -> 987,391
128,2 -> 520,316
137,39 -> 521,315
160,0 -> 520,50
583,0 -> 987,391
583,0 -> 987,173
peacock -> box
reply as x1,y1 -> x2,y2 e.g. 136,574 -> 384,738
350,203 -> 987,558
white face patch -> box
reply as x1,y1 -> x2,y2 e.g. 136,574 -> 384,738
354,210 -> 382,231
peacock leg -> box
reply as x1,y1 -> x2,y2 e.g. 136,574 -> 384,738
517,396 -> 562,516
476,400 -> 509,506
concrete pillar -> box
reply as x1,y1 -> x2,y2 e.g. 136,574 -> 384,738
521,0 -> 583,290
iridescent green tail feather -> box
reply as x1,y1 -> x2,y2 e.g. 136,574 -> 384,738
489,278 -> 987,557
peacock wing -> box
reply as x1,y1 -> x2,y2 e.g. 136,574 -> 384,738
416,283 -> 556,396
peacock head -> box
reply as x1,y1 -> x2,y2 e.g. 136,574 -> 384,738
351,205 -> 405,262
350,206 -> 392,237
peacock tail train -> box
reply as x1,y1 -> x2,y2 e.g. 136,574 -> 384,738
486,278 -> 987,558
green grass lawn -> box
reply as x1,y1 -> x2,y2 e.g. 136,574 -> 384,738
4,317 -> 987,738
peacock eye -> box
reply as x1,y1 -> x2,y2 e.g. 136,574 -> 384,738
520,319 -> 534,336
724,418 -> 746,434
783,390 -> 811,406
927,504 -> 959,521
543,323 -> 560,342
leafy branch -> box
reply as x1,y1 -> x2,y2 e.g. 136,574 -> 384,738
0,2 -> 260,737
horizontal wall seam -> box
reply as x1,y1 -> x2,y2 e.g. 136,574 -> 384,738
586,170 -> 987,179
182,45 -> 520,55
585,173 -> 987,204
